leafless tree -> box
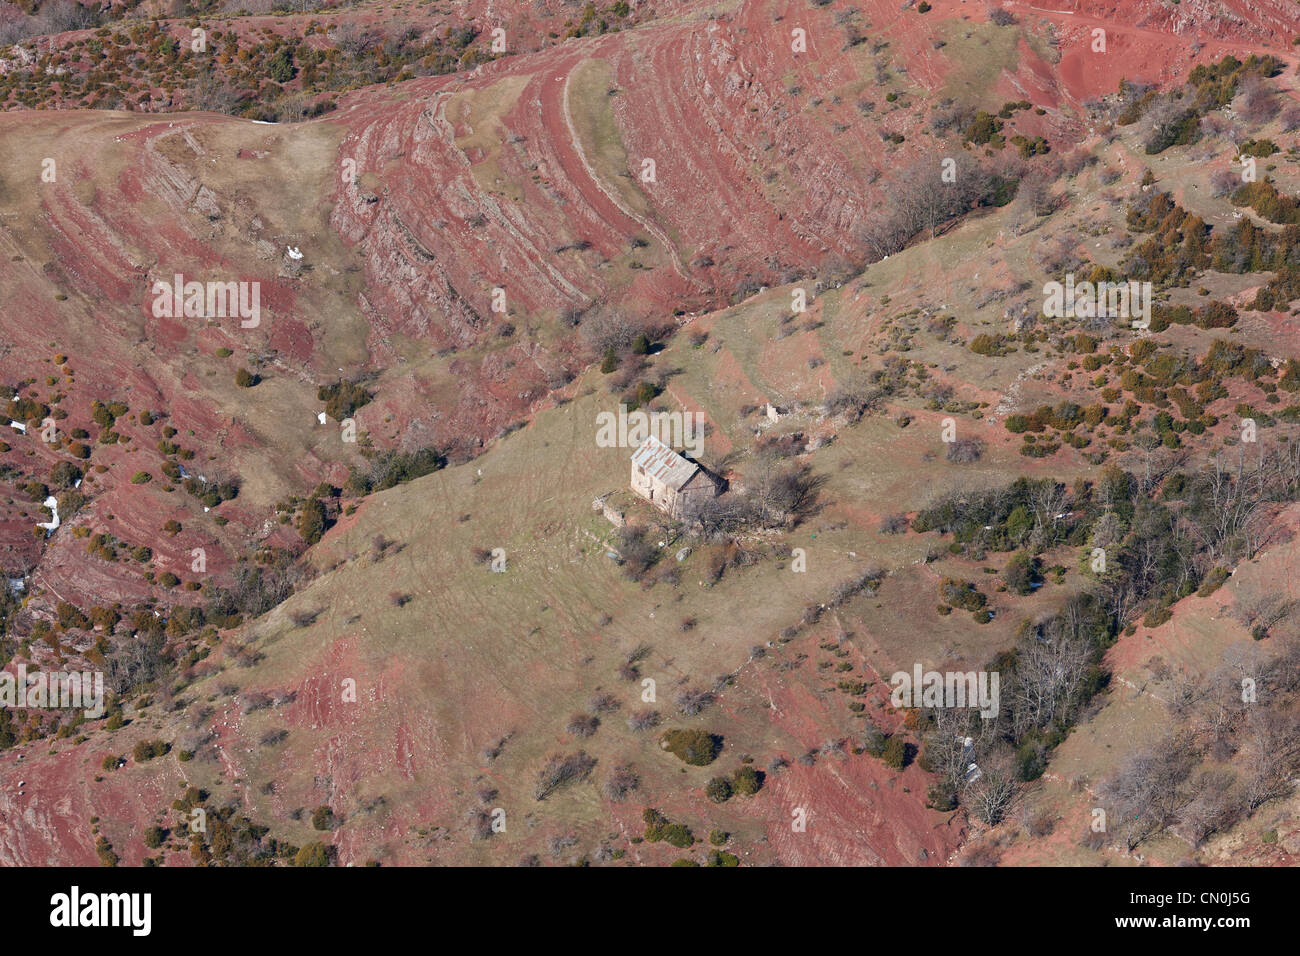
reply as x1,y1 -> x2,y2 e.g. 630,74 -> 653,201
1006,612 -> 1094,738
1210,167 -> 1241,198
533,751 -> 596,801
1194,669 -> 1248,761
1015,169 -> 1058,218
823,372 -> 884,423
601,764 -> 640,802
674,686 -> 715,717
965,746 -> 1018,826
565,713 -> 599,738
189,65 -> 242,115
854,153 -> 995,260
1027,480 -> 1068,538
1100,733 -> 1199,850
626,707 -> 661,732
580,309 -> 638,356
1175,769 -> 1244,848
946,438 -> 985,464
1239,708 -> 1300,811
923,706 -> 978,794
1237,75 -> 1280,125
36,0 -> 93,33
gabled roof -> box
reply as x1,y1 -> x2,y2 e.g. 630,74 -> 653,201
631,435 -> 700,491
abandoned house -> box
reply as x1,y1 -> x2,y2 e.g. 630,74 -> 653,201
630,435 -> 724,517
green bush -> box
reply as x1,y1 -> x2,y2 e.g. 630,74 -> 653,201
297,498 -> 327,545
311,805 -> 336,831
318,379 -> 373,420
294,841 -> 330,867
882,735 -> 910,770
131,739 -> 168,762
661,728 -> 721,766
732,765 -> 763,796
1004,552 -> 1038,596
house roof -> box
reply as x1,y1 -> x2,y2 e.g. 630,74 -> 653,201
631,435 -> 700,491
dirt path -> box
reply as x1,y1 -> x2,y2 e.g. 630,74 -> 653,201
539,50 -> 694,284
1010,1 -> 1297,57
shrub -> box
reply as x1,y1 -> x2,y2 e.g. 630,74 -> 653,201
732,765 -> 764,796
882,735 -> 910,770
318,379 -> 373,420
706,776 -> 733,803
311,805 -> 336,831
946,438 -> 985,463
643,811 -> 694,848
533,751 -> 597,800
964,110 -> 1002,145
627,707 -> 661,731
297,498 -> 327,545
602,764 -> 639,802
880,513 -> 909,534
132,739 -> 168,762
95,837 -> 118,867
565,713 -> 600,738
940,578 -> 986,611
294,841 -> 330,867
660,728 -> 722,766
1004,552 -> 1038,595
1143,606 -> 1173,628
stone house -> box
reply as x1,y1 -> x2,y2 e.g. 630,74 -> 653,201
630,436 -> 723,518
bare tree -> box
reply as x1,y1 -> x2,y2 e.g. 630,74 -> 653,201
579,309 -> 638,356
946,438 -> 985,464
1210,167 -> 1241,198
1239,708 -> 1300,811
1006,612 -> 1094,738
1237,75 -> 1280,125
923,706 -> 979,795
1100,733 -> 1199,851
965,746 -> 1018,826
601,764 -> 640,802
36,0 -> 93,33
1175,769 -> 1243,848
